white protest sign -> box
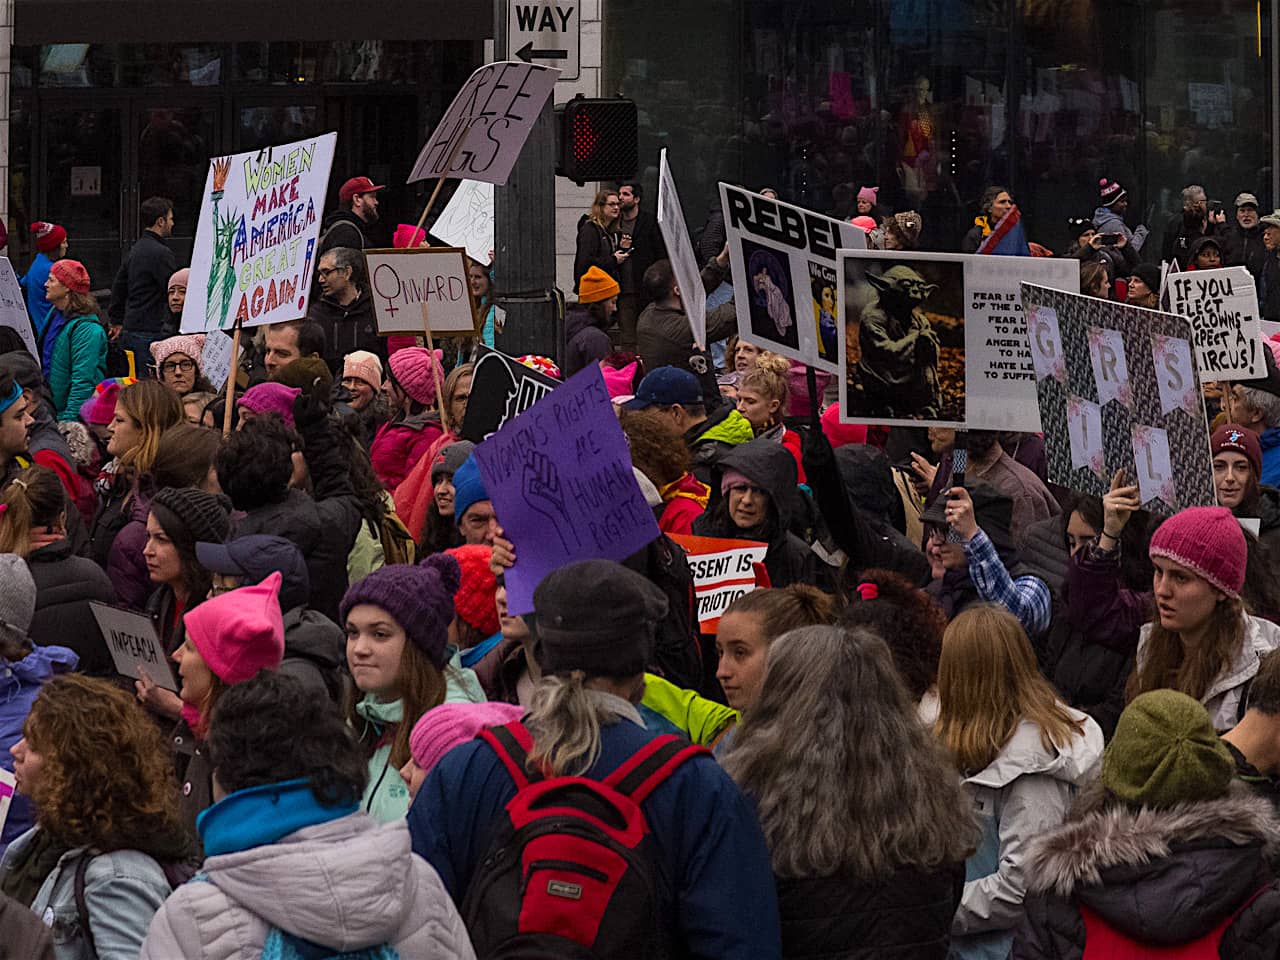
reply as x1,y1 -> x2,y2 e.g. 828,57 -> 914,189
200,329 -> 243,392
364,247 -> 479,335
658,150 -> 706,349
0,258 -> 38,358
408,61 -> 560,186
434,180 -> 495,265
837,249 -> 1079,430
90,602 -> 178,691
182,133 -> 337,333
669,534 -> 768,632
1167,266 -> 1265,381
0,768 -> 13,838
720,183 -> 865,373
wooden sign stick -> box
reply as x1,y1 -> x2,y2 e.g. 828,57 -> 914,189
420,301 -> 450,432
221,321 -> 242,437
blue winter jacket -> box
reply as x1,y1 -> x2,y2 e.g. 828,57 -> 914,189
1262,427 -> 1280,488
408,711 -> 782,959
20,253 -> 54,338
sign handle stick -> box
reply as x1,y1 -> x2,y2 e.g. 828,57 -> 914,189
420,302 -> 450,432
221,321 -> 242,438
805,365 -> 820,431
413,120 -> 476,237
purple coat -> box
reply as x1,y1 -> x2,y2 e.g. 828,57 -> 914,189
106,491 -> 154,611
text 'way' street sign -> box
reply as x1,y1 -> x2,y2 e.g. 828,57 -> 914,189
507,2 -> 580,80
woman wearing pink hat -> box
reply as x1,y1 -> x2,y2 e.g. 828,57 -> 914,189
370,347 -> 446,490
1127,505 -> 1280,730
41,259 -> 108,422
150,333 -> 210,397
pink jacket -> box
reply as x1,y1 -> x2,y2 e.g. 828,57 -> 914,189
370,413 -> 444,491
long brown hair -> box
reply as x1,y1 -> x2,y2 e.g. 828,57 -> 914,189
116,380 -> 184,475
347,638 -> 446,769
724,584 -> 837,639
62,290 -> 101,321
723,626 -> 977,879
935,605 -> 1086,773
1126,595 -> 1245,704
0,465 -> 65,556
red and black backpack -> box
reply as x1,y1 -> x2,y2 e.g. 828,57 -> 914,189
462,721 -> 709,960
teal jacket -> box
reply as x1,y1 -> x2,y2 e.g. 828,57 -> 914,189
48,312 -> 107,422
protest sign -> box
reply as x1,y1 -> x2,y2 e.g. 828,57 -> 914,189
719,183 -> 866,373
433,179 -> 495,265
837,250 -> 1078,429
408,61 -> 560,186
658,150 -> 705,349
200,329 -> 243,391
472,365 -> 661,614
182,132 -> 337,334
0,258 -> 38,358
1166,266 -> 1265,380
0,768 -> 13,838
460,345 -> 560,442
90,602 -> 178,691
669,534 -> 768,632
364,247 -> 479,336
1022,284 -> 1215,515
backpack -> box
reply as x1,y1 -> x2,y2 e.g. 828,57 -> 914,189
261,927 -> 399,960
73,852 -> 198,959
462,721 -> 709,959
378,511 -> 417,566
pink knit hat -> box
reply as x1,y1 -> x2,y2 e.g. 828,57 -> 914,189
80,377 -> 136,426
150,333 -> 206,370
168,268 -> 190,292
184,571 -> 285,685
237,382 -> 301,427
343,350 -> 384,390
393,224 -> 427,249
389,347 -> 443,407
721,468 -> 753,496
408,701 -> 523,776
820,402 -> 869,449
1149,506 -> 1247,598
857,186 -> 878,204
850,215 -> 878,233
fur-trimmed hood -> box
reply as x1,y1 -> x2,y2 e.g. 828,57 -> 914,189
1025,779 -> 1280,944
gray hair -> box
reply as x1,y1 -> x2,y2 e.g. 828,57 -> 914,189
1182,184 -> 1206,208
322,246 -> 367,288
1237,385 -> 1280,429
721,625 -> 978,880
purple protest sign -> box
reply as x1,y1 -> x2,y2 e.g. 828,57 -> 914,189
472,364 -> 661,614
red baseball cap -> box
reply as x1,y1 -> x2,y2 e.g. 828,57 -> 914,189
339,176 -> 385,204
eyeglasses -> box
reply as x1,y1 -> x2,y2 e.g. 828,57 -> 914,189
317,266 -> 349,278
160,359 -> 195,374
727,484 -> 768,497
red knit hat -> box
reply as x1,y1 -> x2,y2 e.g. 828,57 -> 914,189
1149,506 -> 1247,598
50,259 -> 90,295
446,544 -> 499,636
184,571 -> 285,685
1211,423 -> 1262,478
30,222 -> 66,254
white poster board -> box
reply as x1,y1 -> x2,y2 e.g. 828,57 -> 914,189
657,150 -> 706,349
364,247 -> 480,335
719,183 -> 865,374
408,61 -> 560,186
669,534 -> 769,633
0,258 -> 38,358
200,328 -> 243,392
90,602 -> 178,691
0,768 -> 13,838
1166,266 -> 1266,381
433,180 -> 495,265
182,132 -> 338,334
837,249 -> 1079,430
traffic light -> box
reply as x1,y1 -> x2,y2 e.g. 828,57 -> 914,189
557,96 -> 638,185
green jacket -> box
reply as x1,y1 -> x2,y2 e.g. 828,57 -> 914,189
641,673 -> 738,747
49,312 -> 107,422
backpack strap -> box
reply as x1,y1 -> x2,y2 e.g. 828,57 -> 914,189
604,735 -> 711,805
478,721 -> 538,789
73,854 -> 100,960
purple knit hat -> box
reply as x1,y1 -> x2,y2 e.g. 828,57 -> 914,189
1149,506 -> 1247,598
339,553 -> 461,668
409,701 -> 523,776
237,382 -> 301,428
389,347 -> 444,407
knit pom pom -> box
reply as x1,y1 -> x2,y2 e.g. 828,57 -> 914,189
423,551 -> 462,596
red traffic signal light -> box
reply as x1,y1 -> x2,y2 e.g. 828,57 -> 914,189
557,96 -> 638,185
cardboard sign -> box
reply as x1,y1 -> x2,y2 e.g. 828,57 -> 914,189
200,328 -> 243,391
472,365 -> 661,614
459,345 -> 560,442
658,150 -> 706,349
669,534 -> 768,633
837,250 -> 1079,430
0,768 -> 13,839
433,179 -> 495,265
408,61 -> 560,186
0,258 -> 38,358
1166,266 -> 1265,381
182,133 -> 337,333
90,602 -> 179,691
364,247 -> 479,335
1022,284 -> 1215,515
720,184 -> 866,373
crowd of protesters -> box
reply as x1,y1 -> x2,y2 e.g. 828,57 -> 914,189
0,171 -> 1279,960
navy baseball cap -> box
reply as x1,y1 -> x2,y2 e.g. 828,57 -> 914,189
196,534 -> 310,612
624,367 -> 703,410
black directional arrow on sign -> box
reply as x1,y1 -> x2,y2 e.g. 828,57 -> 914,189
516,40 -> 569,62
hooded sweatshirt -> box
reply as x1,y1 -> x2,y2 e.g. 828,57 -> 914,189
563,302 -> 614,377
951,711 -> 1103,960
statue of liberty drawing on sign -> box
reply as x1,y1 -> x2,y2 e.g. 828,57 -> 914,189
205,157 -> 239,329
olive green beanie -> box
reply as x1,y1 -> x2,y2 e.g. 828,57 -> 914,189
1102,689 -> 1235,809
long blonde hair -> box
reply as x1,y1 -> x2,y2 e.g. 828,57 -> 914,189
588,188 -> 619,231
724,625 -> 977,879
524,671 -> 608,777
935,605 -> 1086,773
1126,595 -> 1245,704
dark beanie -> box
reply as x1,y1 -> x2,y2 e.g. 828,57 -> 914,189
150,487 -> 232,546
533,559 -> 668,678
276,356 -> 334,398
339,553 -> 461,669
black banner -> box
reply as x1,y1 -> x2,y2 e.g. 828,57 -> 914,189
459,346 -> 561,442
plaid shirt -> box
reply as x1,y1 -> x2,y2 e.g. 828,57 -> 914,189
963,528 -> 1051,636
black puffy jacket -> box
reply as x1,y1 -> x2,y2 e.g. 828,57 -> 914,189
25,538 -> 117,676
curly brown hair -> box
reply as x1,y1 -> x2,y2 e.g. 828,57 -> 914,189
25,674 -> 184,854
840,568 -> 948,700
619,409 -> 691,489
